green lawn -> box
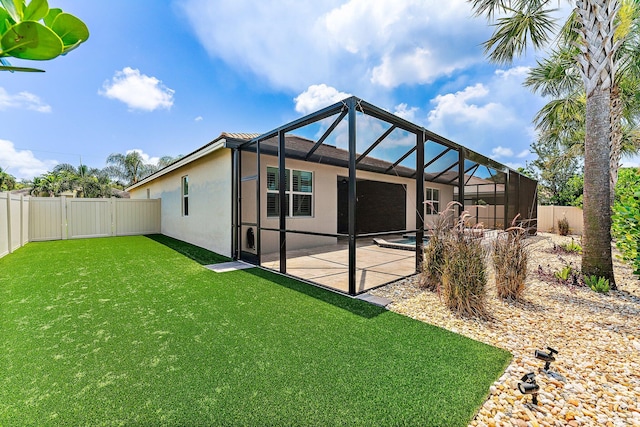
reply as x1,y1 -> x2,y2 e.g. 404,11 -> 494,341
0,236 -> 510,426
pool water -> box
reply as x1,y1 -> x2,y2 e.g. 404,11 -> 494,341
387,236 -> 429,245
388,237 -> 416,245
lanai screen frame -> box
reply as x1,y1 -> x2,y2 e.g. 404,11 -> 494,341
228,96 -> 535,296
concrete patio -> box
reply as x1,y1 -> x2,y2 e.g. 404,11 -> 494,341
261,238 -> 417,294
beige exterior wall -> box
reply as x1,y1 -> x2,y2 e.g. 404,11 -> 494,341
129,149 -> 232,257
241,152 -> 456,255
1,192 -> 30,258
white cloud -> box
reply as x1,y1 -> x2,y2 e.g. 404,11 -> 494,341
177,0 -> 490,93
417,65 -> 545,161
492,146 -> 514,158
495,66 -> 530,79
194,116 -> 203,121
99,67 -> 174,111
0,139 -> 57,180
393,103 -> 419,122
126,149 -> 160,166
294,84 -> 352,115
427,83 -> 510,129
371,47 -> 474,88
0,87 -> 51,113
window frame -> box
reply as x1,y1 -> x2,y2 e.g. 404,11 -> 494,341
425,186 -> 440,215
181,175 -> 189,217
266,166 -> 313,218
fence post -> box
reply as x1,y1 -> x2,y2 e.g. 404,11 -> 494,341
111,198 -> 117,236
5,193 -> 11,253
61,196 -> 68,240
19,195 -> 25,247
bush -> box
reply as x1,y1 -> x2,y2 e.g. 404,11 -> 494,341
420,235 -> 445,291
442,237 -> 487,317
440,210 -> 487,317
554,265 -> 574,282
420,201 -> 457,291
493,224 -> 528,300
560,238 -> 582,254
612,168 -> 640,278
558,217 -> 569,236
584,275 -> 610,293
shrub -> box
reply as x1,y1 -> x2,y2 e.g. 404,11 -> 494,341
554,265 -> 573,282
420,201 -> 457,291
558,217 -> 569,236
440,210 -> 487,317
584,275 -> 610,293
420,235 -> 445,291
493,220 -> 528,300
612,169 -> 640,278
560,238 -> 582,254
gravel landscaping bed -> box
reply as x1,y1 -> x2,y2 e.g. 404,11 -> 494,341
369,232 -> 640,427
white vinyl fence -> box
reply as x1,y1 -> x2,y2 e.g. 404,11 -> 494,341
1,193 -> 161,258
0,193 -> 29,258
537,205 -> 583,235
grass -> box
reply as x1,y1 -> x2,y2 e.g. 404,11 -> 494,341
0,236 -> 511,426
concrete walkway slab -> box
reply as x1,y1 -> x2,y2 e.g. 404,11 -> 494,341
204,261 -> 255,273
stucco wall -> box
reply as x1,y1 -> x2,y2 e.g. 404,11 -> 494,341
241,152 -> 456,256
129,149 -> 232,257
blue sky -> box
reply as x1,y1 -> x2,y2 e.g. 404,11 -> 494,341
2,0 -> 637,181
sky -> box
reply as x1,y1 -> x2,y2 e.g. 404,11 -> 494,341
1,0 -> 638,181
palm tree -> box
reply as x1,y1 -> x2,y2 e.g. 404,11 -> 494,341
156,155 -> 183,169
525,3 -> 640,205
105,151 -> 155,187
469,0 -> 620,285
52,163 -> 114,198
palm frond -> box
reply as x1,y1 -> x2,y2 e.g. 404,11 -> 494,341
484,1 -> 558,63
525,46 -> 581,96
468,0 -> 510,19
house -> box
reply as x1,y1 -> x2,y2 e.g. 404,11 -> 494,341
127,96 -> 537,295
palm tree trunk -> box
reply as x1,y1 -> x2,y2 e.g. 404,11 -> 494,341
610,83 -> 623,206
583,88 -> 616,287
577,0 -> 618,288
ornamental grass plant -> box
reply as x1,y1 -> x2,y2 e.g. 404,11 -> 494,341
419,201 -> 457,292
440,210 -> 488,318
492,218 -> 529,300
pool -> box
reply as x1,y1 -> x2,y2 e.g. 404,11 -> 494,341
372,235 -> 428,251
388,237 -> 416,245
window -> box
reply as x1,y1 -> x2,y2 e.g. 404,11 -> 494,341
266,167 -> 312,217
425,187 -> 439,215
182,176 -> 189,216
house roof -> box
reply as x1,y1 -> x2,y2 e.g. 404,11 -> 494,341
126,132 -> 253,191
220,132 -> 261,140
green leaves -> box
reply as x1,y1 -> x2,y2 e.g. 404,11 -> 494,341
1,20 -> 62,59
612,168 -> 640,277
50,12 -> 88,52
23,0 -> 47,21
0,0 -> 88,70
0,0 -> 22,22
